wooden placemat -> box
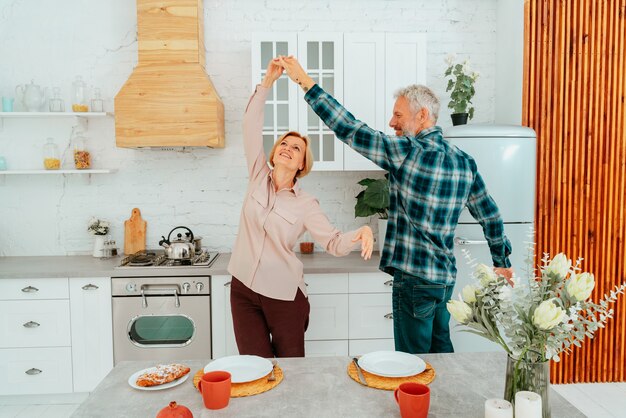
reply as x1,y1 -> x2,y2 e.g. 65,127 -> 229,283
192,366 -> 283,397
347,361 -> 435,390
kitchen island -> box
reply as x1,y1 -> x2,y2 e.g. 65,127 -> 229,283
71,352 -> 583,418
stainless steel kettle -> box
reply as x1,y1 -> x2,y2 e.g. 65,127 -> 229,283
159,226 -> 196,259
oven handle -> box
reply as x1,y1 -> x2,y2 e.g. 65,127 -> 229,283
140,285 -> 181,308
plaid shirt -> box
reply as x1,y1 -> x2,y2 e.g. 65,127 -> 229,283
305,84 -> 512,284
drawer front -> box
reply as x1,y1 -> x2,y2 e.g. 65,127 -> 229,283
0,347 -> 73,395
349,272 -> 393,294
349,339 -> 395,356
348,293 -> 394,339
0,300 -> 71,348
305,294 -> 349,340
305,340 -> 349,357
304,274 -> 349,295
0,278 -> 69,300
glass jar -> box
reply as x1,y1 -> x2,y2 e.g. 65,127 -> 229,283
42,138 -> 61,170
49,86 -> 65,112
72,131 -> 91,169
503,355 -> 551,418
71,76 -> 88,112
90,88 -> 104,113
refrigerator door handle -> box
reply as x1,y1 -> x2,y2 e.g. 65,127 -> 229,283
454,237 -> 488,246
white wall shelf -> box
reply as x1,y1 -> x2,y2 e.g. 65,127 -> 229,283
0,112 -> 113,118
0,169 -> 116,175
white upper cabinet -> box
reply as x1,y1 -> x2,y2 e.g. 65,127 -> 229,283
251,32 -> 427,171
384,33 -> 427,136
251,33 -> 299,157
297,33 -> 344,171
343,33 -> 385,171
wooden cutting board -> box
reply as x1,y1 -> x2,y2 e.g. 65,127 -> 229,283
124,208 -> 146,255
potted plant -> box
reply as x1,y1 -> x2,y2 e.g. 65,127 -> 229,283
444,55 -> 479,126
355,175 -> 389,254
88,217 -> 110,257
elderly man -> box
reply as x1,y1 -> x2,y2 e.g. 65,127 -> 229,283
278,56 -> 513,354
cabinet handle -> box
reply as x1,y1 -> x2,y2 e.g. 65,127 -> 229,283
224,281 -> 231,287
82,283 -> 99,290
23,321 -> 40,328
21,286 -> 39,293
384,280 -> 393,287
25,368 -> 42,375
384,313 -> 393,319
305,282 -> 309,287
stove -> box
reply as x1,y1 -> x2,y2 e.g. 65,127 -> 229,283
115,249 -> 220,269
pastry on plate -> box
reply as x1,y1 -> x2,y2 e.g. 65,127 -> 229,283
136,364 -> 191,387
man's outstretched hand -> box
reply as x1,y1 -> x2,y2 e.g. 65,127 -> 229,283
494,267 -> 514,286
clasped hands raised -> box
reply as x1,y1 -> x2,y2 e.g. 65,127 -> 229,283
261,56 -> 316,92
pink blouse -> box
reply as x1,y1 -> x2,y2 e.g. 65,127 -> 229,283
227,85 -> 360,301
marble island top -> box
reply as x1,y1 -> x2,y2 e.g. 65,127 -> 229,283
0,251 -> 382,279
71,352 -> 583,418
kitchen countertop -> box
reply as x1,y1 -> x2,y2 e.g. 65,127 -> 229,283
71,352 -> 583,418
0,251 -> 383,279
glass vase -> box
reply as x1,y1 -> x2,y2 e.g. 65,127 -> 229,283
504,355 -> 551,418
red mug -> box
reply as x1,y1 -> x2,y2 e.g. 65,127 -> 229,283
198,371 -> 231,410
394,382 -> 430,418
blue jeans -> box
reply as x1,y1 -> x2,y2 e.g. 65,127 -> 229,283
392,270 -> 455,354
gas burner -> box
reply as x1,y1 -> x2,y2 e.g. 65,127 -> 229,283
116,250 -> 220,269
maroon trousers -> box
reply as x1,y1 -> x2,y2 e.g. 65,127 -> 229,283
230,277 -> 310,358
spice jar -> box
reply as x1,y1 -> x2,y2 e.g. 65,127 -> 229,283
90,88 -> 104,112
72,131 -> 91,169
49,87 -> 65,112
71,75 -> 89,112
42,138 -> 61,170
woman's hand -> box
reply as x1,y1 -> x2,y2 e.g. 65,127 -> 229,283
261,58 -> 284,88
352,226 -> 374,260
277,56 -> 316,92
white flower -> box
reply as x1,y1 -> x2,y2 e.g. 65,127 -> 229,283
498,283 -> 513,302
445,53 -> 456,66
566,272 -> 595,301
471,71 -> 480,81
546,253 -> 571,277
461,285 -> 477,303
447,299 -> 473,324
462,59 -> 471,73
533,299 -> 567,330
475,264 -> 497,286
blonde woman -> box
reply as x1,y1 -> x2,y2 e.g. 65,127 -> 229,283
227,59 -> 374,358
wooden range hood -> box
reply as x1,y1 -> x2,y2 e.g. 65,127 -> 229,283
115,0 -> 225,148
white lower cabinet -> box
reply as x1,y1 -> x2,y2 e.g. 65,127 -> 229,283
348,293 -> 394,339
349,339 -> 395,356
69,277 -> 113,393
211,275 -> 239,358
305,340 -> 349,357
306,294 -> 349,341
0,277 -> 112,396
0,347 -> 73,395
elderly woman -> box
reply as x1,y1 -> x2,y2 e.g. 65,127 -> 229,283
227,59 -> 374,358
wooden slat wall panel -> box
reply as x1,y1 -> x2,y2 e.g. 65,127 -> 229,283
523,0 -> 626,383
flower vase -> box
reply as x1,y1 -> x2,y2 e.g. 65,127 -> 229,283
504,355 -> 551,418
92,235 -> 106,258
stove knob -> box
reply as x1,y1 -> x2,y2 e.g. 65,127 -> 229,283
182,282 -> 191,293
195,282 -> 204,293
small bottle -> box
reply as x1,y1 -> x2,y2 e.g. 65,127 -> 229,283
48,87 -> 65,112
90,88 -> 104,112
71,76 -> 88,112
72,130 -> 91,169
43,138 -> 61,170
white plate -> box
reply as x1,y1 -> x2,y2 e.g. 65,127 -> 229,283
204,355 -> 273,383
127,367 -> 190,391
358,351 -> 426,378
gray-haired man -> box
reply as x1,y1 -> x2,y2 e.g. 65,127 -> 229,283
279,56 -> 513,354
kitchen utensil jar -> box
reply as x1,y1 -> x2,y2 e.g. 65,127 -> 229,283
72,76 -> 88,112
43,138 -> 61,170
72,130 -> 91,169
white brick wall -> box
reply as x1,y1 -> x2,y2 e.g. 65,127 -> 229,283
0,0 -> 497,256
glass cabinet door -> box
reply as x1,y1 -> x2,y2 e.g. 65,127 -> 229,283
251,34 -> 298,157
298,33 -> 344,171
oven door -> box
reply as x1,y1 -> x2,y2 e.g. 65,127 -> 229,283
113,294 -> 211,364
